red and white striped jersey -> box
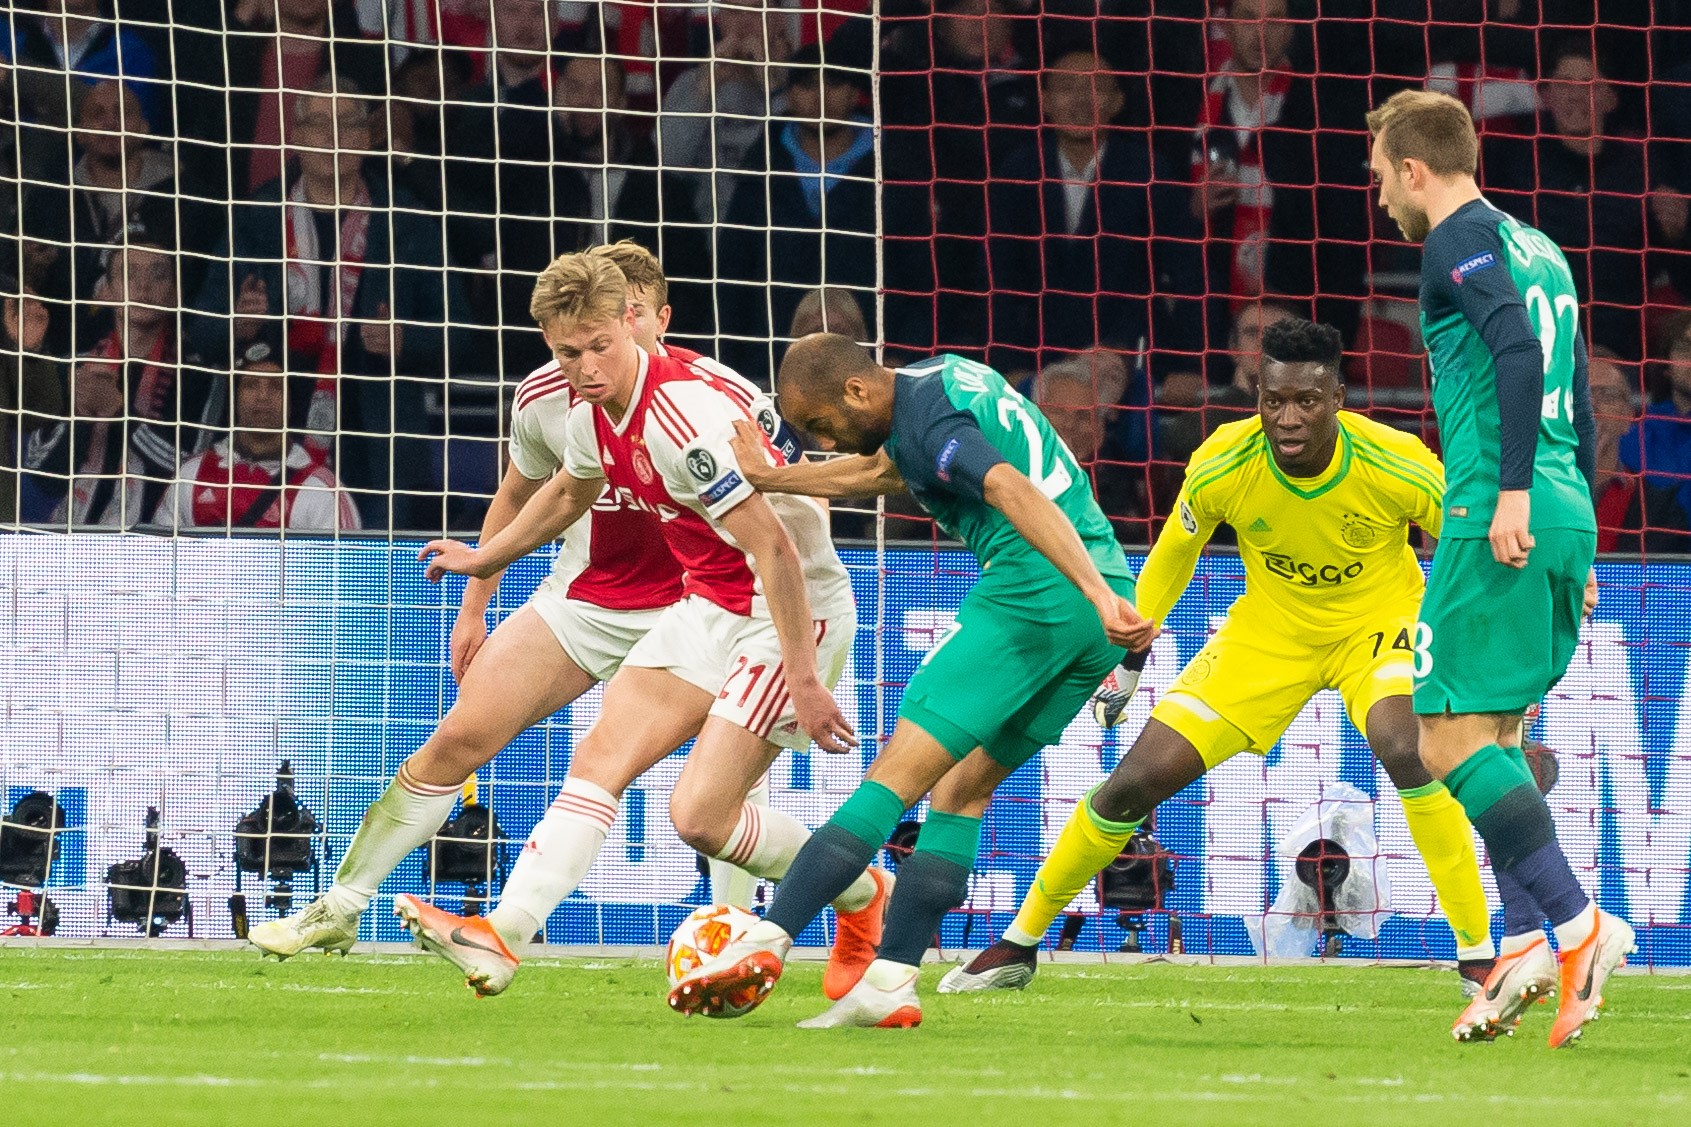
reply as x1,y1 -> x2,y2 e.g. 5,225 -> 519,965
156,440 -> 360,532
562,347 -> 853,621
508,360 -> 683,611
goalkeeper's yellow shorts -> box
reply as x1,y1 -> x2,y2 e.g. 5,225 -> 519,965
1151,602 -> 1419,770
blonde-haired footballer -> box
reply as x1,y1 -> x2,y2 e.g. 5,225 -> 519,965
941,316 -> 1496,995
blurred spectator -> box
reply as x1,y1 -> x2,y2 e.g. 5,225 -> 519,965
1486,42 -> 1689,360
154,341 -> 361,531
440,0 -> 558,235
496,56 -> 707,354
384,48 -> 473,211
1159,299 -> 1295,463
0,277 -> 65,524
22,242 -> 218,526
1032,351 -> 1147,540
187,77 -> 455,531
1621,310 -> 1691,528
1590,346 -> 1689,553
1,0 -> 161,129
716,28 -> 929,380
659,0 -> 795,222
18,80 -> 218,342
985,49 -> 1203,382
1188,0 -> 1368,341
788,287 -> 868,342
880,0 -> 1039,353
172,0 -> 386,205
1648,57 -> 1691,313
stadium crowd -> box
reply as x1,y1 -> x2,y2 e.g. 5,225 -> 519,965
0,0 -> 1689,543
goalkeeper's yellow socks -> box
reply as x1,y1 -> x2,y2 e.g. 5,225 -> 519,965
1003,788 -> 1142,947
1399,779 -> 1493,960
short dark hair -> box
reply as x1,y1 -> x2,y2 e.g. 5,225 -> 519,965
1261,316 -> 1344,375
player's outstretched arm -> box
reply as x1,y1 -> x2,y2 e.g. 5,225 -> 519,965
729,419 -> 904,497
419,470 -> 601,583
981,463 -> 1156,652
446,463 -> 549,681
718,493 -> 857,753
1133,488 -> 1216,631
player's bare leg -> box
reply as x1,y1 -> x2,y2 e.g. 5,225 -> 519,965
1421,711 -> 1633,1044
1362,696 -> 1494,993
941,719 -> 1205,994
669,720 -> 970,1019
670,716 -> 889,1002
401,667 -> 711,994
251,609 -> 593,958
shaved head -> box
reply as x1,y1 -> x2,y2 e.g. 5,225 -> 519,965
775,333 -> 893,453
777,333 -> 878,400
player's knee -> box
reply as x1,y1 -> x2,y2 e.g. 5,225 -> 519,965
413,716 -> 495,781
668,791 -> 732,857
1373,731 -> 1432,790
1091,768 -> 1160,825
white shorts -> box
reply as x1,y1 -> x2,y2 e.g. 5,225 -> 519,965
527,576 -> 668,683
621,594 -> 856,750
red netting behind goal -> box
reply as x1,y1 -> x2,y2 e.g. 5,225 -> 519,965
872,2 -> 1691,964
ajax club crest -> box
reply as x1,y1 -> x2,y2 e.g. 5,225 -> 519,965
1340,514 -> 1377,549
632,445 -> 655,485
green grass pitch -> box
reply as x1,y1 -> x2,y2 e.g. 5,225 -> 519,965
2,947 -> 1688,1126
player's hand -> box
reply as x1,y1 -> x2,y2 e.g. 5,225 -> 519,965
729,419 -> 774,488
1582,568 -> 1598,620
1488,490 -> 1534,569
449,607 -> 490,683
419,539 -> 494,582
789,676 -> 857,754
1095,592 -> 1158,652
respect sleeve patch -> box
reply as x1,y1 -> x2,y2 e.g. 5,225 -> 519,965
701,472 -> 745,506
936,437 -> 962,482
1450,251 -> 1498,284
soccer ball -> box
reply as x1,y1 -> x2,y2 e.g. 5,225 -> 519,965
665,904 -> 759,987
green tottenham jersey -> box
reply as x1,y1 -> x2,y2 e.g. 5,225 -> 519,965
1418,199 -> 1596,537
883,354 -> 1129,582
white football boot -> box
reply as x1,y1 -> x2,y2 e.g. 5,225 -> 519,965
249,897 -> 360,959
798,961 -> 922,1029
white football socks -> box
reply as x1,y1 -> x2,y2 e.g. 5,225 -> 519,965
1552,902 -> 1599,953
1501,928 -> 1549,957
707,774 -> 768,909
326,762 -> 459,914
487,776 -> 619,950
711,801 -> 878,914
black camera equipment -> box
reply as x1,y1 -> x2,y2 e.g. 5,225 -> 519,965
231,761 -> 322,933
1294,836 -> 1352,958
107,807 -> 192,937
426,788 -> 505,916
0,790 -> 67,887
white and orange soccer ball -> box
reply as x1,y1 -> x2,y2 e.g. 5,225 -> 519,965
665,904 -> 759,988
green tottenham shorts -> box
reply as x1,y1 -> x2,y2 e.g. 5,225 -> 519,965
898,561 -> 1133,768
1413,527 -> 1595,716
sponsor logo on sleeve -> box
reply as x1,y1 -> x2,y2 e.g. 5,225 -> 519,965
936,437 -> 961,482
701,472 -> 745,506
1450,251 -> 1497,285
1179,499 -> 1197,534
686,448 -> 719,482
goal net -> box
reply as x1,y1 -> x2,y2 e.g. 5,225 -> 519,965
0,1 -> 1686,967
